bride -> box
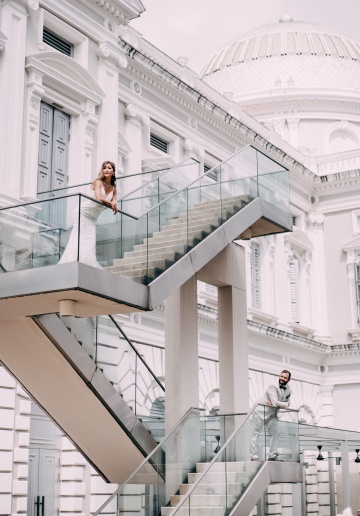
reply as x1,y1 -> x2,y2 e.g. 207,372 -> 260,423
59,161 -> 118,268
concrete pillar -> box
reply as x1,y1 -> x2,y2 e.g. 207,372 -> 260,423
164,276 -> 199,500
218,284 -> 249,414
164,275 -> 199,432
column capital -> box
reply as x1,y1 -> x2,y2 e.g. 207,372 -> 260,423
83,112 -> 98,153
287,118 -> 300,130
307,211 -> 325,230
183,138 -> 204,159
125,103 -> 150,127
97,42 -> 127,69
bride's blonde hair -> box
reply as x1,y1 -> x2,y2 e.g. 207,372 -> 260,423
92,161 -> 116,186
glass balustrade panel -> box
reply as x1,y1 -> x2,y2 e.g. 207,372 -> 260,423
60,315 -> 164,417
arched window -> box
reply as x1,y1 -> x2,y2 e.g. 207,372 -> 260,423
329,128 -> 358,153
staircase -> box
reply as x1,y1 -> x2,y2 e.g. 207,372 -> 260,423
106,196 -> 248,283
161,461 -> 260,516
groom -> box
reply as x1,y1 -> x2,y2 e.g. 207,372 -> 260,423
250,370 -> 292,461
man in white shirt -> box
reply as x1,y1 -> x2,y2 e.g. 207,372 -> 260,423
250,370 -> 292,461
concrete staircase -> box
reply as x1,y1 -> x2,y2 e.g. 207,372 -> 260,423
106,196 -> 249,283
161,461 -> 260,516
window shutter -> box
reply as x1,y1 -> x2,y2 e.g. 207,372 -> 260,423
204,164 -> 218,181
251,242 -> 261,309
289,258 -> 299,322
43,27 -> 73,57
150,133 -> 169,153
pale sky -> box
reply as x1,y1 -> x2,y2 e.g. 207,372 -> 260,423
132,0 -> 360,73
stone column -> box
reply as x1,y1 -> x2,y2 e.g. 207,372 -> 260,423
307,213 -> 331,343
0,0 -> 37,201
96,42 -> 127,165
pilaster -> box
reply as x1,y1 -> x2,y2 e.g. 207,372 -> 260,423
123,103 -> 150,195
96,42 -> 127,165
287,118 -> 300,149
21,70 -> 45,200
319,385 -> 334,427
0,0 -> 29,201
307,212 -> 331,343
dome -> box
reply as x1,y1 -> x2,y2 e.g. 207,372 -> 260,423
199,18 -> 360,99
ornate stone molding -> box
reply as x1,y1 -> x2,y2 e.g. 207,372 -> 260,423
307,212 -> 325,231
83,112 -> 98,153
27,83 -> 45,127
272,118 -> 286,137
5,0 -> 39,10
124,103 -> 149,127
183,138 -> 204,159
97,42 -> 127,69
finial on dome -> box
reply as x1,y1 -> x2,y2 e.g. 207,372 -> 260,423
279,13 -> 294,22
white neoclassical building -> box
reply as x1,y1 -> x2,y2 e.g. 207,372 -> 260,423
1,1 -> 360,515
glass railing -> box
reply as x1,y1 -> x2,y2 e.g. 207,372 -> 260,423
299,423 -> 360,515
93,410 -> 249,516
0,146 -> 289,282
60,314 -> 164,418
37,158 -> 201,205
169,404 -> 299,515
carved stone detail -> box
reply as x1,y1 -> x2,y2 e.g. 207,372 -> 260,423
97,42 -> 127,69
84,112 -> 98,152
184,138 -> 204,159
28,84 -> 45,127
124,103 -> 150,127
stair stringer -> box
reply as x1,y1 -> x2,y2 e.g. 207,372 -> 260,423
229,462 -> 303,516
0,314 -> 158,484
148,197 -> 292,308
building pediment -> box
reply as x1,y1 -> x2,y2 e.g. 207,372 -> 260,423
26,52 -> 105,105
285,227 -> 314,253
342,235 -> 360,252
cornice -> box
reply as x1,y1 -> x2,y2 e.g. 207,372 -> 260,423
242,97 -> 360,117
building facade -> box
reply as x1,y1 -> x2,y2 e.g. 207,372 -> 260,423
1,1 -> 360,514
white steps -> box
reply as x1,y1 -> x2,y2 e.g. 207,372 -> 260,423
160,461 -> 259,516
107,195 -> 249,282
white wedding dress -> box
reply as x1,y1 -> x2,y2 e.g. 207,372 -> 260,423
59,186 -> 113,268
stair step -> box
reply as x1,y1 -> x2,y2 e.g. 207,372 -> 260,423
196,461 -> 254,473
161,507 -> 226,516
170,493 -> 236,507
188,471 -> 251,484
179,482 -> 243,496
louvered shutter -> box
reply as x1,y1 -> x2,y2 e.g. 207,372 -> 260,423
251,242 -> 261,309
289,258 -> 299,323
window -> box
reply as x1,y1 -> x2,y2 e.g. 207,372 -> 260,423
289,257 -> 299,323
251,242 -> 261,309
204,163 -> 218,181
43,27 -> 73,57
150,133 -> 169,154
